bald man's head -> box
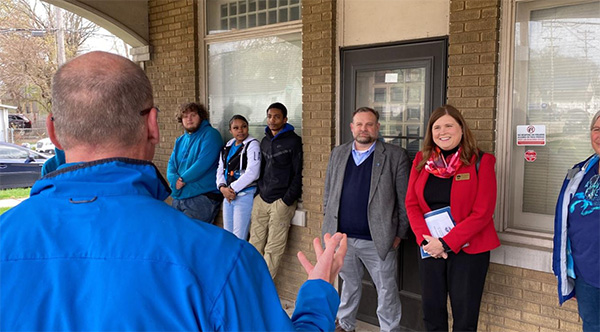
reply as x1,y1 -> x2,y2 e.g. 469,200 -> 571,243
51,51 -> 153,150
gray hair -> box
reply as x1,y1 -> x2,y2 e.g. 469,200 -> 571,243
591,110 -> 600,130
51,51 -> 153,149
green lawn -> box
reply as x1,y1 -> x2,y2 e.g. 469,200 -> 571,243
0,207 -> 10,215
0,188 -> 30,200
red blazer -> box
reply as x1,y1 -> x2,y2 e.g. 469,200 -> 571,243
406,151 -> 500,254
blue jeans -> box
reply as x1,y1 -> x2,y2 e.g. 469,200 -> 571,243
172,194 -> 221,224
222,187 -> 256,240
575,277 -> 600,332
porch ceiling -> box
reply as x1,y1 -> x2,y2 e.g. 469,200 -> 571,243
42,0 -> 149,47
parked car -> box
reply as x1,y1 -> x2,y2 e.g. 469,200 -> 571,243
8,114 -> 32,129
36,138 -> 55,154
0,142 -> 48,190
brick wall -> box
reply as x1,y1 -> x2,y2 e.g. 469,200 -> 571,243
447,0 -> 498,152
273,0 -> 337,300
448,1 -> 582,331
478,264 -> 582,332
146,0 -> 198,173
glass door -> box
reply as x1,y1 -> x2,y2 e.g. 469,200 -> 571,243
340,38 -> 447,331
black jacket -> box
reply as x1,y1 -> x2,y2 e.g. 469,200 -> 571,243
258,124 -> 303,205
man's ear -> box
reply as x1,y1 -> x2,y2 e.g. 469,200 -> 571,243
146,107 -> 160,145
46,114 -> 63,150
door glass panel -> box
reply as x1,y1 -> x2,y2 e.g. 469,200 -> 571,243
509,0 -> 600,232
355,67 -> 427,158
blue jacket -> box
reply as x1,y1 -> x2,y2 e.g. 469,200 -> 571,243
167,120 -> 223,199
0,158 -> 339,331
553,154 -> 599,304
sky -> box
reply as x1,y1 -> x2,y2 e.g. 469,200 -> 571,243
29,0 -> 130,57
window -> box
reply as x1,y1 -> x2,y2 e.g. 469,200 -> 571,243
206,0 -> 301,34
207,33 -> 302,140
504,0 -> 600,233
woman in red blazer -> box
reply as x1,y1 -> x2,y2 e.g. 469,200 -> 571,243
406,105 -> 500,331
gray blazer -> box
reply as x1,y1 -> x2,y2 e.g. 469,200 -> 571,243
322,140 -> 410,260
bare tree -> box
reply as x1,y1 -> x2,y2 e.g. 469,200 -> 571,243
0,0 -> 99,115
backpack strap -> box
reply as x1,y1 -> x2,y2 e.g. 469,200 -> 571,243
239,138 -> 259,171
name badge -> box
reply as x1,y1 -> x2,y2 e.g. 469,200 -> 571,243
455,173 -> 470,181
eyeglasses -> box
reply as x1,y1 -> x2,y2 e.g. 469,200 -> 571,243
140,106 -> 160,116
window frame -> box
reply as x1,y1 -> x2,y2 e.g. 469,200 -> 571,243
494,0 -> 600,272
199,0 -> 302,125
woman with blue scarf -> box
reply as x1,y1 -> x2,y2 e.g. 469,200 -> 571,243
553,110 -> 600,331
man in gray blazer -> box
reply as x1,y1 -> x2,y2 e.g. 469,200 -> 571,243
322,107 -> 410,332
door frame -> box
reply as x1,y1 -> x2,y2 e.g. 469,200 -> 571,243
337,36 -> 448,331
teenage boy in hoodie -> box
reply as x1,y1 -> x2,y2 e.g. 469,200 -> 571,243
249,102 -> 303,278
167,103 -> 223,223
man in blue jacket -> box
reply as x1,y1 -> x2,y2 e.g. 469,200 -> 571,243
167,102 -> 223,223
0,51 -> 347,331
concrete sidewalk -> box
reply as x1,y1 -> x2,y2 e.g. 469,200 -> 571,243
282,299 -> 379,331
0,198 -> 26,209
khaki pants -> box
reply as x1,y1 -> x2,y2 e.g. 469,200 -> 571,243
249,196 -> 296,278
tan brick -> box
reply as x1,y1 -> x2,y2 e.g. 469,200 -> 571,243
506,297 -> 541,314
482,7 -> 500,18
450,22 -> 465,34
481,53 -> 498,64
479,75 -> 497,86
449,44 -> 463,55
482,292 -> 506,305
447,97 -> 478,109
487,304 -> 522,318
481,30 -> 498,41
478,119 -> 495,130
523,290 -> 558,305
463,64 -> 496,76
304,31 -> 322,41
473,130 -> 493,141
503,317 -> 540,332
488,325 -> 522,332
465,19 -> 498,32
450,0 -> 465,11
462,86 -> 495,97
478,97 -> 496,108
559,320 -> 583,331
447,87 -> 462,97
522,269 -> 556,283
449,54 -> 480,65
463,108 -> 494,119
540,305 -> 581,323
541,282 -> 557,294
522,312 -> 559,329
487,271 -> 508,285
465,119 -> 478,129
449,76 -> 479,87
450,9 -> 482,22
449,31 -> 481,44
448,67 -> 463,77
490,264 -> 524,277
311,21 -> 333,32
465,0 -> 498,9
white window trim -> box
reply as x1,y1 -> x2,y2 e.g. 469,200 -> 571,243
198,0 -> 302,105
494,0 -> 596,273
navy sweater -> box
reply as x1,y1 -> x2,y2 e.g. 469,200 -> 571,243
338,153 -> 373,240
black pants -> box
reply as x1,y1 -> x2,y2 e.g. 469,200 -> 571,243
418,250 -> 490,331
